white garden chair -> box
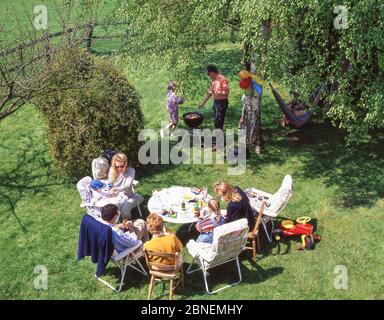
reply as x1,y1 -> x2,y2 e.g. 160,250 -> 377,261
78,215 -> 148,293
77,155 -> 144,218
96,241 -> 148,292
247,175 -> 293,242
186,218 -> 249,294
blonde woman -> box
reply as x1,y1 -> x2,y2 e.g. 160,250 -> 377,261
213,181 -> 255,230
108,153 -> 143,220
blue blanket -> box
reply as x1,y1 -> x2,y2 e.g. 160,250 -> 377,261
77,215 -> 114,277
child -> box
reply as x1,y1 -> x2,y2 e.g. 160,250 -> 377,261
195,199 -> 225,244
144,213 -> 183,266
77,177 -> 111,217
161,80 -> 185,137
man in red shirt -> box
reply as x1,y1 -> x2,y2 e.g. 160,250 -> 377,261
198,64 -> 229,131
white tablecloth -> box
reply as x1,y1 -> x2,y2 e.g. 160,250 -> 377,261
147,186 -> 211,224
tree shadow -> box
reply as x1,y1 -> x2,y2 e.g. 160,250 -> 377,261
0,135 -> 69,231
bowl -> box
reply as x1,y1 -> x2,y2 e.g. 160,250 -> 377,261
183,112 -> 204,128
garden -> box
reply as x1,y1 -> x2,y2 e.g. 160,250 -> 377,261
0,0 -> 383,300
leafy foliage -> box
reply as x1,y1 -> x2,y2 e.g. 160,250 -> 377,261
35,47 -> 143,179
240,0 -> 384,138
115,0 -> 384,138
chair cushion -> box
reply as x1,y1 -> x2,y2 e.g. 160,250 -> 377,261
212,218 -> 248,242
187,218 -> 249,264
186,240 -> 213,262
266,175 -> 292,216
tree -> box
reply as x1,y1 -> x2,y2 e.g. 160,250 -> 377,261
114,0 -> 384,138
239,0 -> 384,138
35,47 -> 143,179
0,0 -> 122,122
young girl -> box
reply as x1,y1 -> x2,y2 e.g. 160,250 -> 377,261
195,199 -> 225,244
161,80 -> 185,137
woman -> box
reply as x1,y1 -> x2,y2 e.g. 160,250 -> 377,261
213,181 -> 255,231
108,153 -> 143,220
239,62 -> 262,155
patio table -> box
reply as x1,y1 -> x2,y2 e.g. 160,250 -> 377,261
147,185 -> 212,225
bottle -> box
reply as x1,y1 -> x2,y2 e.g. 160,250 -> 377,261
181,201 -> 185,210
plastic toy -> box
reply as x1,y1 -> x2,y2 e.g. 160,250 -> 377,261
274,216 -> 321,250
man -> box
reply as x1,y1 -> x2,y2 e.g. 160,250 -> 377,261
198,64 -> 229,132
100,203 -> 149,253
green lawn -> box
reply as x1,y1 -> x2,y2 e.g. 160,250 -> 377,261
1,3 -> 384,299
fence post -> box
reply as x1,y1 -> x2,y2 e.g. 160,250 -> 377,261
43,30 -> 51,61
18,46 -> 26,75
86,20 -> 94,51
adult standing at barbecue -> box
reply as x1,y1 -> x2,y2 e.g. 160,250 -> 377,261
198,64 -> 229,149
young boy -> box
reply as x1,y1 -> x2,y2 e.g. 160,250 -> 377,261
144,213 -> 183,266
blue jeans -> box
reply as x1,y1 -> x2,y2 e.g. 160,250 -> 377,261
196,232 -> 213,244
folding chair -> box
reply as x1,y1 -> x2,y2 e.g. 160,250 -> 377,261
97,241 -> 148,292
78,215 -> 147,293
186,218 -> 249,294
248,175 -> 293,242
144,250 -> 184,300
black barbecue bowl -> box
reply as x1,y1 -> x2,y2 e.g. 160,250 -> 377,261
182,112 -> 204,128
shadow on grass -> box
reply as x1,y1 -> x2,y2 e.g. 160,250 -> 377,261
137,113 -> 384,209
179,257 -> 283,299
0,135 -> 69,231
101,265 -> 149,293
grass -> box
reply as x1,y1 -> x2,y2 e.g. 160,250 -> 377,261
1,3 -> 384,300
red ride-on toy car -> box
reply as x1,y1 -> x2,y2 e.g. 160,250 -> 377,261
273,216 -> 322,250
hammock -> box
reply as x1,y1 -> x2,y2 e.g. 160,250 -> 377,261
269,83 -> 324,128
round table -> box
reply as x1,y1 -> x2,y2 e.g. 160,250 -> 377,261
147,185 -> 212,224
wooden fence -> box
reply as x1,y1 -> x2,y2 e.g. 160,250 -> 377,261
0,21 -> 128,72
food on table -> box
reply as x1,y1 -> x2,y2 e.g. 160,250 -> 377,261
193,204 -> 200,217
168,211 -> 177,218
197,200 -> 207,207
191,187 -> 202,194
183,195 -> 192,201
161,209 -> 176,217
